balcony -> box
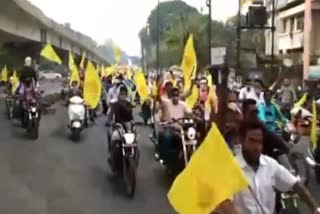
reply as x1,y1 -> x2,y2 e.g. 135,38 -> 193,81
278,31 -> 304,51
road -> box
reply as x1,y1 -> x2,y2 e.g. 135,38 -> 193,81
0,101 -> 174,214
38,79 -> 64,95
0,98 -> 320,213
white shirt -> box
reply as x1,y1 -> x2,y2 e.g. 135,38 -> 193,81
239,87 -> 265,105
107,86 -> 118,105
233,152 -> 298,214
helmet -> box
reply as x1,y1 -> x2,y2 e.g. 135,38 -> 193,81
25,56 -> 32,67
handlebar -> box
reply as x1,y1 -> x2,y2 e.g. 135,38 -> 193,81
159,117 -> 194,126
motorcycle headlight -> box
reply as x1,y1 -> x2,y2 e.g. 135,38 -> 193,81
187,128 -> 196,140
123,133 -> 135,145
31,107 -> 37,113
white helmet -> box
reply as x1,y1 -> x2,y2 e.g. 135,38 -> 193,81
25,56 -> 32,67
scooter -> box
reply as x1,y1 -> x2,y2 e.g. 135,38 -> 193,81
68,96 -> 85,142
108,121 -> 139,198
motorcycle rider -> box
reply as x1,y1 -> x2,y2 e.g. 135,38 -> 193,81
17,57 -> 38,95
107,85 -> 134,162
157,87 -> 192,156
233,120 -> 320,214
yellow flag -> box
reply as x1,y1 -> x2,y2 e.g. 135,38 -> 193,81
113,44 -> 121,63
168,123 -> 248,214
11,70 -> 19,94
127,68 -> 133,80
241,0 -> 252,6
311,100 -> 318,150
68,51 -> 75,72
83,61 -> 102,109
151,81 -> 158,97
181,35 -> 197,91
80,52 -> 86,69
0,65 -> 8,82
105,66 -> 114,77
134,70 -> 149,102
206,70 -> 212,86
40,44 -> 62,64
186,85 -> 199,109
294,93 -> 307,107
69,66 -> 80,87
205,86 -> 218,114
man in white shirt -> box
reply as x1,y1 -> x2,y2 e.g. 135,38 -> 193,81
106,79 -> 121,105
239,79 -> 264,105
239,79 -> 255,101
233,120 -> 320,214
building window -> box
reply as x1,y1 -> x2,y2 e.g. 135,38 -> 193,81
296,15 -> 304,31
290,17 -> 294,34
282,19 -> 287,33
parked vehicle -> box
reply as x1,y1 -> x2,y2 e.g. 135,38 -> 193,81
39,70 -> 62,80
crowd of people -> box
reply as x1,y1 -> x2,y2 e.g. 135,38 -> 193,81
3,55 -> 320,213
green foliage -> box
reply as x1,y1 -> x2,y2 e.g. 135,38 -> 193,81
140,0 -> 265,72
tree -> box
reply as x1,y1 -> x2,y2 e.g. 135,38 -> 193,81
140,1 -> 265,72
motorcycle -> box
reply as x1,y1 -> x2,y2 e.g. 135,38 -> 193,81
157,117 -> 197,175
68,96 -> 86,142
108,121 -> 139,198
22,98 -> 41,139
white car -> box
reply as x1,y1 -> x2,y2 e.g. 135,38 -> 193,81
39,70 -> 62,80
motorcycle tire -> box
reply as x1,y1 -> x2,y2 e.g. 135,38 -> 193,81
71,129 -> 81,142
30,119 -> 39,140
123,158 -> 136,199
21,114 -> 28,128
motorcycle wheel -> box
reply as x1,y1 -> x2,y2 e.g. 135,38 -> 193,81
30,119 -> 39,140
71,128 -> 81,142
21,113 -> 28,128
123,158 -> 136,199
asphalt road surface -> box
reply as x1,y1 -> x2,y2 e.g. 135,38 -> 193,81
0,101 -> 174,214
0,98 -> 320,213
39,79 -> 64,95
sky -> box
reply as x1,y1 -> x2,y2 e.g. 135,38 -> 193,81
29,0 -> 238,56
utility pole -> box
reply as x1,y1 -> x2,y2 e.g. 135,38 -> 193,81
236,0 -> 241,71
156,0 -> 160,76
303,0 -> 312,80
206,0 -> 212,65
271,0 -> 275,74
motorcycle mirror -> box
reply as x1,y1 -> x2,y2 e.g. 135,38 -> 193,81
306,157 -> 317,167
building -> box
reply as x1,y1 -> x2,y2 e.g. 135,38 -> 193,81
265,0 -> 320,79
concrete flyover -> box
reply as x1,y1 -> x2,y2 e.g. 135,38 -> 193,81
0,0 -> 109,64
